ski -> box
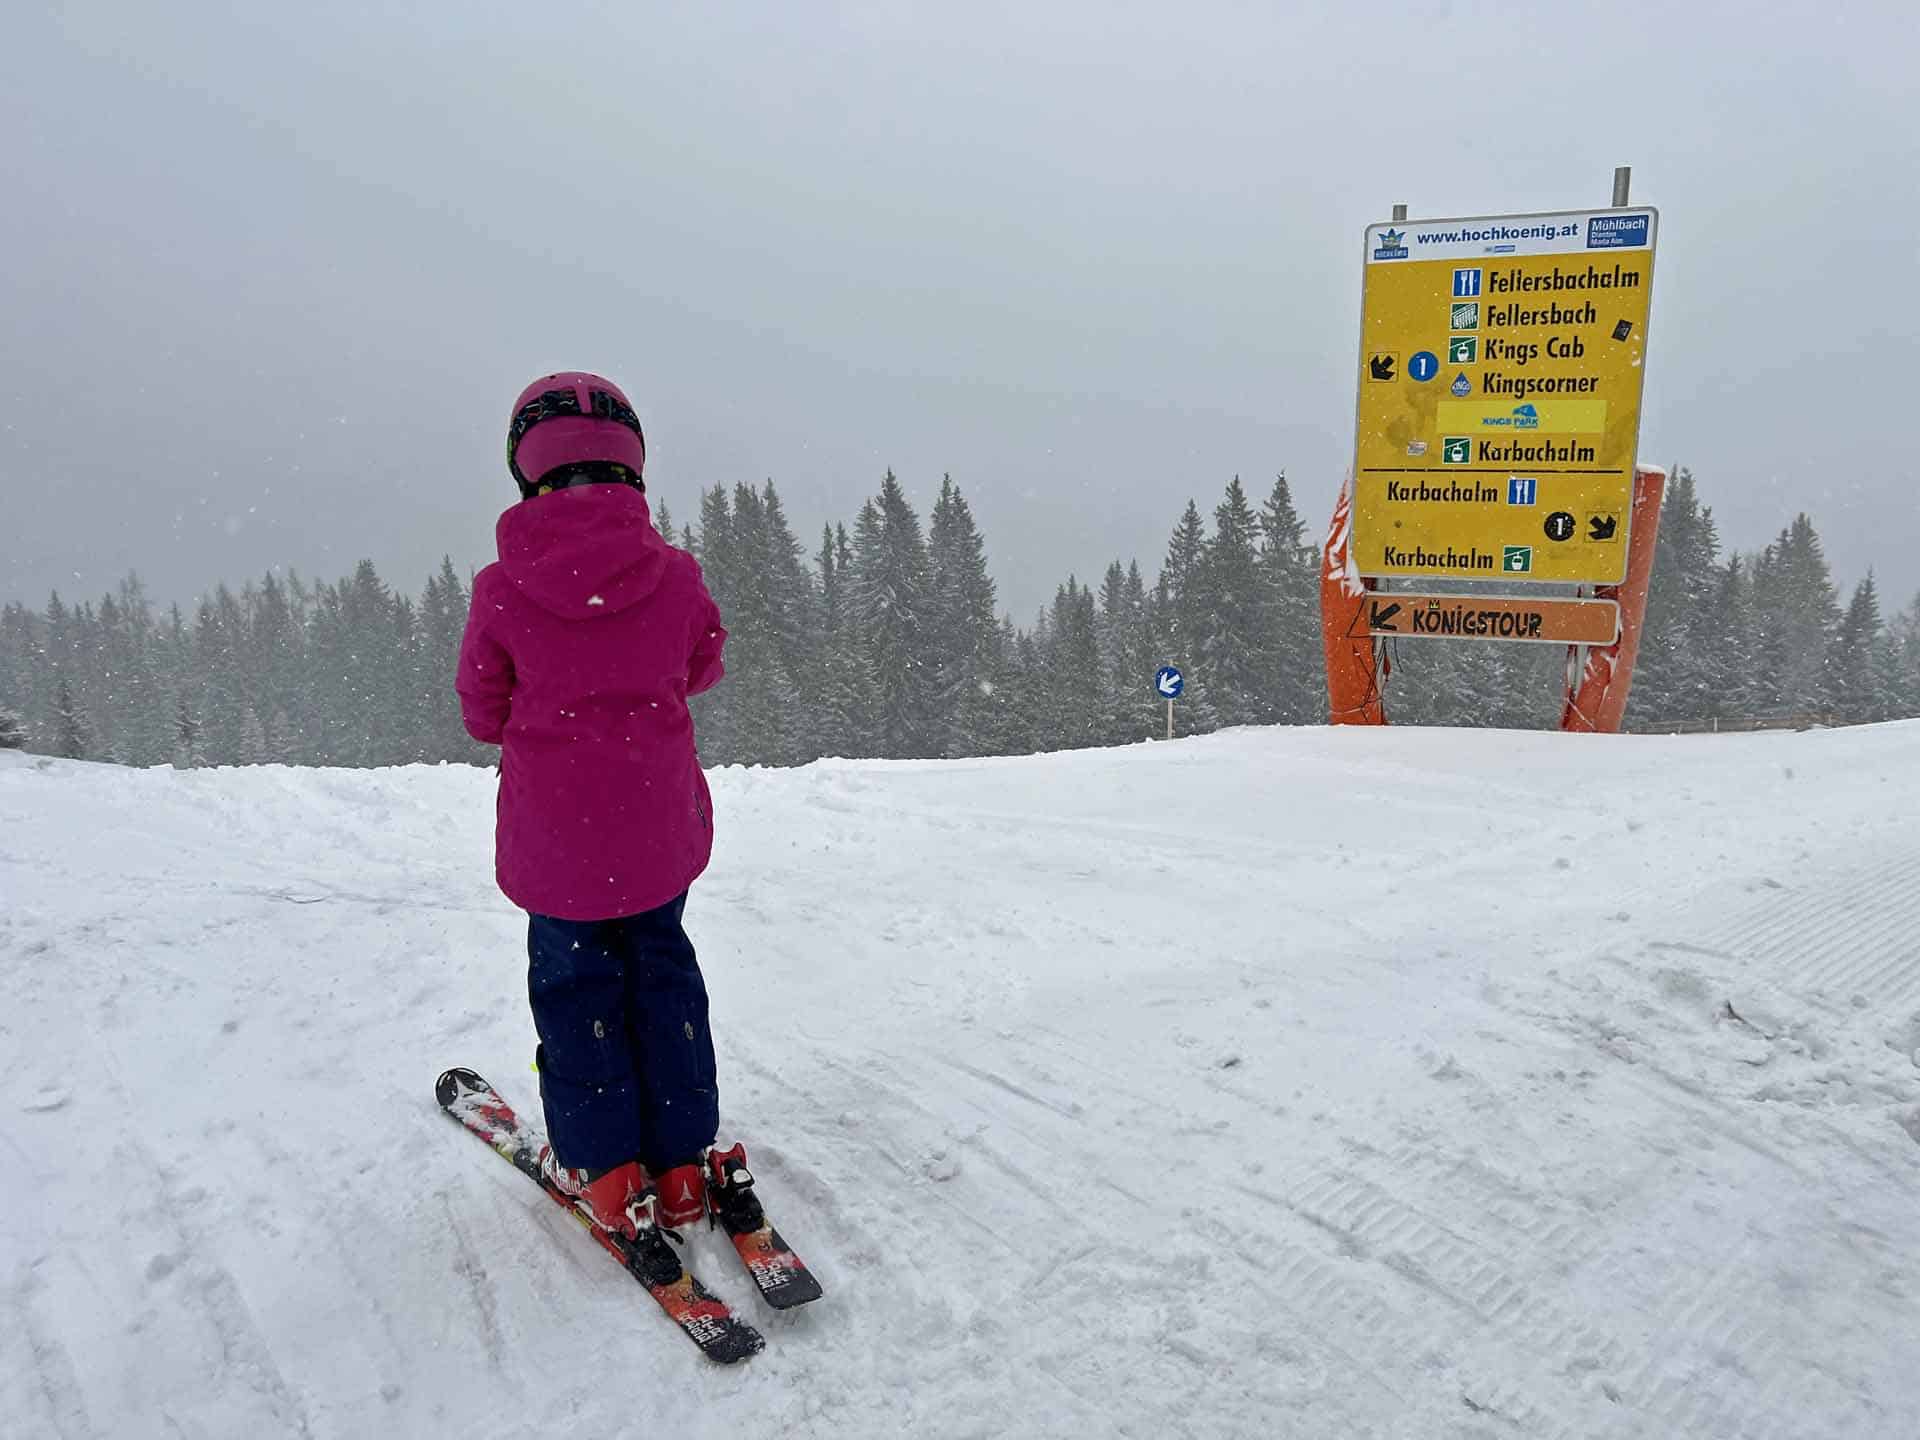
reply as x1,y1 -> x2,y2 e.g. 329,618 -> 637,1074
705,1143 -> 825,1310
434,1067 -> 764,1364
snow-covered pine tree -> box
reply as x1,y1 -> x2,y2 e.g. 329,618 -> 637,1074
1871,600 -> 1909,721
812,525 -> 863,756
973,615 -> 1030,757
54,678 -> 90,760
419,558 -> 476,763
1094,561 -> 1138,744
237,706 -> 269,765
1256,473 -> 1319,724
1693,555 -> 1760,726
194,585 -> 255,764
1006,622 -> 1048,754
0,604 -> 36,749
717,483 -> 802,766
1160,500 -> 1208,671
849,473 -> 934,758
1453,638 -> 1514,728
390,591 -> 429,764
1751,515 -> 1841,720
100,577 -> 171,765
1886,592 -> 1920,719
688,486 -> 743,762
351,562 -> 413,765
751,480 -> 820,765
722,484 -> 778,763
1123,561 -> 1166,740
271,575 -> 319,761
1038,578 -> 1103,751
304,572 -> 387,766
173,694 -> 208,768
1156,500 -> 1219,735
1193,477 -> 1265,728
1832,573 -> 1889,725
926,476 -> 1003,758
1628,468 -> 1721,727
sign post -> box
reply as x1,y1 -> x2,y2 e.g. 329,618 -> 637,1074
1320,174 -> 1665,730
1353,206 -> 1657,583
1320,177 -> 1666,733
1155,666 -> 1184,740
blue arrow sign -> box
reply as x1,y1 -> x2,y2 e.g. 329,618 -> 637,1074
1155,666 -> 1184,699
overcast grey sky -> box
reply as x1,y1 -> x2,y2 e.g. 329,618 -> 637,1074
4,0 -> 1916,622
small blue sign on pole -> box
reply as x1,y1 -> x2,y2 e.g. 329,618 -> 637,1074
1156,665 -> 1184,741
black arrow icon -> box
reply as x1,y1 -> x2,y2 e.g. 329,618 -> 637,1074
1368,354 -> 1396,382
1588,515 -> 1618,541
1369,600 -> 1403,632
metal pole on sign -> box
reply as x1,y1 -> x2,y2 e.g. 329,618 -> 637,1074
1612,167 -> 1631,206
1391,203 -> 1408,222
1166,699 -> 1174,742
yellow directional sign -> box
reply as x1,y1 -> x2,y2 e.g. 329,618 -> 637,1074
1352,209 -> 1657,583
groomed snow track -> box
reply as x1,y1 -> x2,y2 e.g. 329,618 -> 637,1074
4,722 -> 1919,1439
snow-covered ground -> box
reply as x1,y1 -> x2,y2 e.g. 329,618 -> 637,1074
5,722 -> 1920,1440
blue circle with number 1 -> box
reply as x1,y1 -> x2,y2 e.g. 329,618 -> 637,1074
1155,666 -> 1184,699
1409,351 -> 1440,383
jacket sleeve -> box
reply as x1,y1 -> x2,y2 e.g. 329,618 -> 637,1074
456,583 -> 514,744
687,565 -> 728,699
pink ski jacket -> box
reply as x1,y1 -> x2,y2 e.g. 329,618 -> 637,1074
457,483 -> 726,920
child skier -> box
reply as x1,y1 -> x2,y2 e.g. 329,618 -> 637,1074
457,372 -> 735,1239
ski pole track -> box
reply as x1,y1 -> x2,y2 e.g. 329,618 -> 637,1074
862,1042 -> 1177,1215
125,1135 -> 320,1440
731,1041 -> 1347,1437
9,1261 -> 99,1440
441,1197 -> 516,1382
928,1052 -> 1084,1121
727,1046 -> 1020,1257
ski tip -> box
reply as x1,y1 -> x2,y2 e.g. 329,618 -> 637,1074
760,1274 -> 824,1310
435,1067 -> 488,1109
708,1325 -> 767,1364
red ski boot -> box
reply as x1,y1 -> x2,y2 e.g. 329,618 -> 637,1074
650,1157 -> 709,1230
538,1148 -> 650,1239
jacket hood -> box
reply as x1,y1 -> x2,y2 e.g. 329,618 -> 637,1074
495,484 -> 670,620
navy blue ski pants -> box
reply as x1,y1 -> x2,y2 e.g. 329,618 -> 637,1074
527,892 -> 719,1174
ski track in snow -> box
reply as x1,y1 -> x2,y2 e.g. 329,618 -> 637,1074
4,725 -> 1920,1438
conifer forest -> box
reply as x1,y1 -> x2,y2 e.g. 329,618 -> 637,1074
3,469 -> 1915,768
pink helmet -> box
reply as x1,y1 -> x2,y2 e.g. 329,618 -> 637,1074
506,372 -> 647,495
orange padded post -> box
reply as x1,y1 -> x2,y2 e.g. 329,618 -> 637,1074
1560,465 -> 1667,734
1320,472 -> 1385,725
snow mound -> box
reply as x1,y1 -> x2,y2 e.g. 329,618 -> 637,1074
5,723 -> 1920,1438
